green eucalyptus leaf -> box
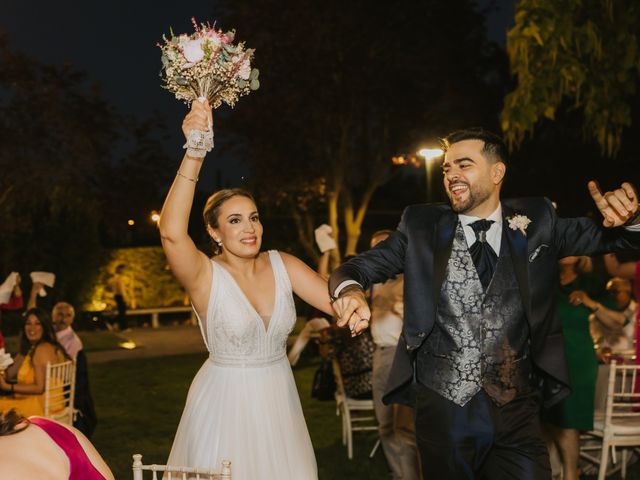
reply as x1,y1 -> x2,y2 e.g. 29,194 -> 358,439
173,76 -> 189,86
250,68 -> 260,80
237,79 -> 248,88
250,78 -> 260,90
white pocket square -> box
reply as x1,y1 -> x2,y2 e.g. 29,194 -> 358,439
528,244 -> 549,262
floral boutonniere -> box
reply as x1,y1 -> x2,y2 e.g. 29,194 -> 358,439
507,214 -> 531,236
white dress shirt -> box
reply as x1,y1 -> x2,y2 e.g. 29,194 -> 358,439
56,326 -> 83,360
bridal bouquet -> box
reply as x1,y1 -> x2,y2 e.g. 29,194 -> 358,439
159,18 -> 259,108
159,18 -> 260,156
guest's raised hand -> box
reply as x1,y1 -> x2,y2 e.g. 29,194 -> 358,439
30,281 -> 44,294
588,181 -> 639,228
181,99 -> 213,141
568,290 -> 595,309
331,287 -> 371,336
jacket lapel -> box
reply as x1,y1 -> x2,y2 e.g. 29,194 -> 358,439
432,210 -> 457,302
503,205 -> 532,320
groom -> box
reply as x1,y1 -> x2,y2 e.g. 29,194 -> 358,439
329,128 -> 640,479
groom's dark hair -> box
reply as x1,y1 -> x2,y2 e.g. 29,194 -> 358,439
441,128 -> 508,165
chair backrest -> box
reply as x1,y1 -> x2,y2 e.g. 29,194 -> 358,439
44,360 -> 75,425
132,454 -> 231,480
604,360 -> 640,424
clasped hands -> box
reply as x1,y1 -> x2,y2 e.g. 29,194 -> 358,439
331,286 -> 371,336
588,181 -> 639,227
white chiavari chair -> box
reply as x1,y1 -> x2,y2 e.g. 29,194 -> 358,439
44,360 -> 75,425
580,360 -> 640,480
132,454 -> 231,480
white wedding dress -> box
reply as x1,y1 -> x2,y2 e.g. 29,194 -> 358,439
166,250 -> 318,480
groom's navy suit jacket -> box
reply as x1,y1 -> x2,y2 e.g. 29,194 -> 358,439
330,197 -> 640,408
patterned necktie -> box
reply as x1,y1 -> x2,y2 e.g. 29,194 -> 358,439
469,219 -> 497,290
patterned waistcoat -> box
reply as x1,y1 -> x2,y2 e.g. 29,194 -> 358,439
416,222 -> 533,407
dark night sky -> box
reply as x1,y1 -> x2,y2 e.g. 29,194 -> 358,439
1,0 -> 515,187
2,1 -> 215,127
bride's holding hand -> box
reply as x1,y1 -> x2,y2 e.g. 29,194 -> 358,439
159,100 -> 333,480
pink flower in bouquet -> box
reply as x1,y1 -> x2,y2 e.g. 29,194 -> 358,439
183,38 -> 205,63
205,30 -> 222,48
238,58 -> 251,80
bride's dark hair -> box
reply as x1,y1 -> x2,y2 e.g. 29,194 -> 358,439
203,188 -> 256,255
0,410 -> 29,437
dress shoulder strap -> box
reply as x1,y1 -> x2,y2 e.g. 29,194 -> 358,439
268,250 -> 292,294
29,417 -> 106,480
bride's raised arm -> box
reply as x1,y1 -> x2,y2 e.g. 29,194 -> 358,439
158,101 -> 213,313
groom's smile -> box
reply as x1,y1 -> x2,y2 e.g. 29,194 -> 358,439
442,139 -> 505,217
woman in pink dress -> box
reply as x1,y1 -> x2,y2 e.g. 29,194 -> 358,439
0,409 -> 114,479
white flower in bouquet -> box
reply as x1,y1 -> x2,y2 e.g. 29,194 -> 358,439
0,348 -> 14,371
158,18 -> 260,109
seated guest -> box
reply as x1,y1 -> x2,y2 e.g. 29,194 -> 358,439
52,302 -> 83,360
589,277 -> 637,356
0,409 -> 114,479
331,325 -> 375,399
0,308 -> 69,417
52,302 -> 98,438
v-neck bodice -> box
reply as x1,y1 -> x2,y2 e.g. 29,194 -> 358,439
195,250 -> 297,367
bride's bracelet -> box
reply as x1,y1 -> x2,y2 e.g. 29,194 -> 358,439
177,171 -> 198,183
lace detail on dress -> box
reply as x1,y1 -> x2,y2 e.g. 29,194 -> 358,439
197,250 -> 295,367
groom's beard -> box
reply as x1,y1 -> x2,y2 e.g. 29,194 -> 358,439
448,181 -> 493,214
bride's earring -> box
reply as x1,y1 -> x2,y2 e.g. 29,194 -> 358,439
215,238 -> 223,248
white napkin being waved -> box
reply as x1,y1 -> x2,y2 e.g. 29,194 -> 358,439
0,272 -> 19,305
30,272 -> 56,297
0,348 -> 14,371
314,224 -> 337,253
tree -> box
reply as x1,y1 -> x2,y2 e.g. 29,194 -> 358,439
217,0 -> 505,262
0,33 -> 117,304
0,33 -> 174,306
501,0 -> 640,157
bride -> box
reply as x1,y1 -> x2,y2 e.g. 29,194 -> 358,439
159,100 -> 333,480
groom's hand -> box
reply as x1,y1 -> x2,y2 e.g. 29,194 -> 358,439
331,286 -> 371,336
588,181 -> 639,227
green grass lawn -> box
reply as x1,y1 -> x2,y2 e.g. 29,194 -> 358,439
87,352 -> 640,480
89,353 -> 389,480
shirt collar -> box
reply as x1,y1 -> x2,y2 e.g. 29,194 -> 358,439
56,326 -> 74,337
458,203 -> 503,228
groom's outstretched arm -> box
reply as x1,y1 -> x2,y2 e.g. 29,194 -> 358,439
330,208 -> 409,334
